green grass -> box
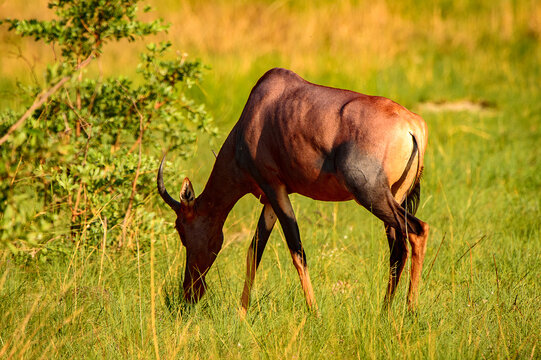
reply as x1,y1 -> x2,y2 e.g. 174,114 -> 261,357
1,0 -> 540,358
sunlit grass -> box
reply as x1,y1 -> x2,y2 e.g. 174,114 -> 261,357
1,198 -> 538,358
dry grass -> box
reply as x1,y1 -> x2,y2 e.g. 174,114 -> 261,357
2,0 -> 540,81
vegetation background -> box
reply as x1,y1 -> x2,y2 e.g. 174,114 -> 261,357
1,0 -> 540,358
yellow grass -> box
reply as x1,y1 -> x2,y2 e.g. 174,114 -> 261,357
1,0 -> 540,84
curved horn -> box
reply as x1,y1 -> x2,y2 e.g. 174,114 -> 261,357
157,154 -> 182,213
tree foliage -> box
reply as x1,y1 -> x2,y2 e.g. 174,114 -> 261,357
0,0 -> 215,259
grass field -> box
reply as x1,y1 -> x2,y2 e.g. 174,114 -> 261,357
1,0 -> 540,358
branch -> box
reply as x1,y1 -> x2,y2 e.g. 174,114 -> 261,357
455,235 -> 487,266
0,54 -> 95,147
424,232 -> 447,281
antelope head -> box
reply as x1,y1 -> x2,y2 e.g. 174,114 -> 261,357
157,156 -> 224,303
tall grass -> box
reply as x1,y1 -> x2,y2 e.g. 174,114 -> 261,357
1,0 -> 540,358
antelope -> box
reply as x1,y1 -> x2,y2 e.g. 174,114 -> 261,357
157,68 -> 429,314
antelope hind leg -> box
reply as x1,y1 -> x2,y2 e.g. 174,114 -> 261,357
383,225 -> 408,308
406,221 -> 429,311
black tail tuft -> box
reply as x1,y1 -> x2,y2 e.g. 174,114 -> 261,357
403,176 -> 421,216
402,134 -> 423,216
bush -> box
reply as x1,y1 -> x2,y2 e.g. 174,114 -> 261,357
0,0 -> 215,257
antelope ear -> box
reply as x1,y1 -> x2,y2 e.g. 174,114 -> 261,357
180,177 -> 195,207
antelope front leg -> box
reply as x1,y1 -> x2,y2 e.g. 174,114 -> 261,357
264,185 -> 318,312
240,203 -> 276,315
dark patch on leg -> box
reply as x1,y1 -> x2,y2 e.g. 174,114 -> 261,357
337,143 -> 423,235
276,211 -> 307,266
252,205 -> 276,267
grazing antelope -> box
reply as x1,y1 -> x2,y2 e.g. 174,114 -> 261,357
157,68 -> 429,313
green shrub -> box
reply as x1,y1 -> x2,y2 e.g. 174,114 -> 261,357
0,0 -> 215,257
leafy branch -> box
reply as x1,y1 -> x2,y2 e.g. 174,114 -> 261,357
0,54 -> 95,147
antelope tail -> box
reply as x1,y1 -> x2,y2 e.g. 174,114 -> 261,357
404,133 -> 422,216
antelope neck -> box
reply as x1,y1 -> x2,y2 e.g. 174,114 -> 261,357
194,159 -> 247,225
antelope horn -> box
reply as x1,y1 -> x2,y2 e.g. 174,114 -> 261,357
157,154 -> 182,213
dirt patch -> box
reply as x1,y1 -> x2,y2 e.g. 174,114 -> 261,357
418,100 -> 497,114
